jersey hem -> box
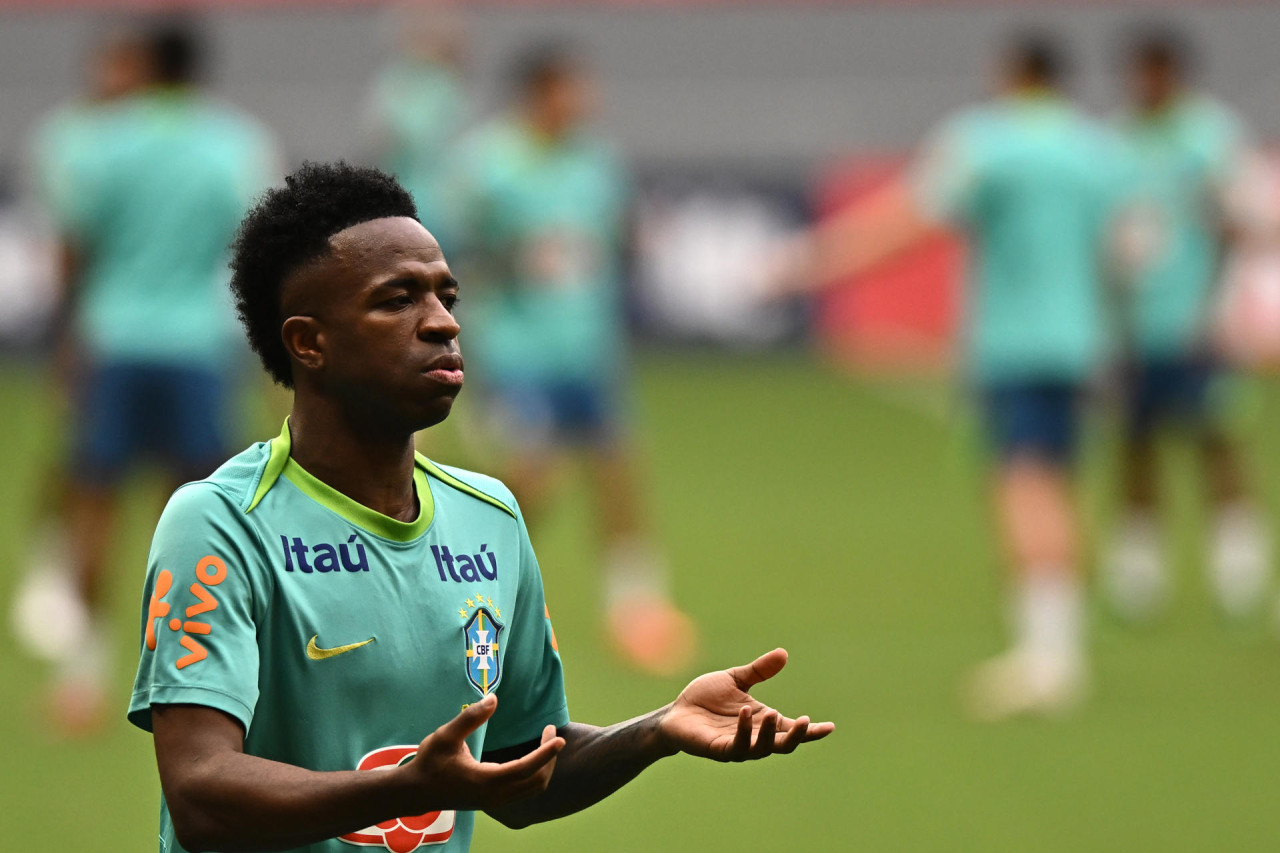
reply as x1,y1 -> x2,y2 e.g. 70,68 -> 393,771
482,702 -> 570,753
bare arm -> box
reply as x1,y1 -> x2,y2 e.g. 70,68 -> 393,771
772,178 -> 941,297
484,648 -> 834,829
152,694 -> 564,853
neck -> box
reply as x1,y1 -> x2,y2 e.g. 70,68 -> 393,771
1140,92 -> 1181,116
524,109 -> 567,142
287,395 -> 419,522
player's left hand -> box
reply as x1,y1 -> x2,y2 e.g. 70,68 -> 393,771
658,648 -> 834,762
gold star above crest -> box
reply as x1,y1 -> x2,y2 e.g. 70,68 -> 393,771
494,608 -> 502,619
465,598 -> 475,608
457,608 -> 468,619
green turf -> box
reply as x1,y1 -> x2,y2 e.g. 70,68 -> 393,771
4,353 -> 1280,851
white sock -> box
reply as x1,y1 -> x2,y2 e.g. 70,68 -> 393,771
1013,571 -> 1084,667
11,526 -> 89,663
1210,501 -> 1272,617
604,538 -> 670,608
1104,511 -> 1167,619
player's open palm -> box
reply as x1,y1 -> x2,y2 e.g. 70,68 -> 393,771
402,694 -> 565,811
660,648 -> 835,762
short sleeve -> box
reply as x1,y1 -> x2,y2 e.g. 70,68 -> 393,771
483,507 -> 569,751
128,483 -> 266,734
910,114 -> 979,225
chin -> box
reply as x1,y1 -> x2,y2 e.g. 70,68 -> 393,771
409,395 -> 458,432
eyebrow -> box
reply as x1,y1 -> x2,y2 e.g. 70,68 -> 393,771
372,273 -> 460,291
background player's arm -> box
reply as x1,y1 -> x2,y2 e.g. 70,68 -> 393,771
483,648 -> 834,829
772,121 -> 968,297
151,695 -> 563,853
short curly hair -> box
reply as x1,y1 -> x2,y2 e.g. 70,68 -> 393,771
229,161 -> 418,387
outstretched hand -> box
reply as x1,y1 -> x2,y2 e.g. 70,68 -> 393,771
659,648 -> 835,762
401,694 -> 565,812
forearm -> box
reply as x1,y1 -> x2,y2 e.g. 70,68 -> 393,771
159,749 -> 415,852
814,180 -> 933,283
486,708 -> 678,829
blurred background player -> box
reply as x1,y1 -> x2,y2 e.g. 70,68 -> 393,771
364,3 -> 468,253
784,34 -> 1117,718
12,19 -> 276,732
1103,26 -> 1272,622
449,43 -> 696,676
11,26 -> 154,675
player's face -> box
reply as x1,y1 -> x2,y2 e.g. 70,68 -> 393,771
1133,60 -> 1178,111
90,37 -> 151,101
302,216 -> 464,432
537,72 -> 596,135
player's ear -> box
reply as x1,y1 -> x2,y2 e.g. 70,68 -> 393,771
281,315 -> 325,374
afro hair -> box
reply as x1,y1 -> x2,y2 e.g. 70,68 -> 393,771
229,161 -> 418,388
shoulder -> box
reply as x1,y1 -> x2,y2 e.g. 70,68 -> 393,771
939,104 -> 996,140
166,441 -> 274,519
195,97 -> 276,151
417,457 -> 520,519
1186,95 -> 1247,147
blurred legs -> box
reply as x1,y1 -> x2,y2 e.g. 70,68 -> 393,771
587,446 -> 698,677
1202,434 -> 1271,618
1105,436 -> 1168,620
968,457 -> 1086,720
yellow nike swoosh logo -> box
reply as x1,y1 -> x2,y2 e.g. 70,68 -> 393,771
306,635 -> 375,661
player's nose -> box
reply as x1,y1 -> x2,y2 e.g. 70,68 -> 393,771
418,295 -> 461,340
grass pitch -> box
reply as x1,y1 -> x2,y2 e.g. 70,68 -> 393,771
3,352 -> 1280,851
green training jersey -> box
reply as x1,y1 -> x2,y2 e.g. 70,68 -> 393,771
369,59 -> 466,252
449,117 -> 629,385
913,94 -> 1120,384
49,89 -> 275,368
1115,95 -> 1245,358
129,421 -> 569,853
28,100 -> 107,228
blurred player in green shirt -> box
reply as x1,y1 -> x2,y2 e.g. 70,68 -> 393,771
785,35 -> 1117,719
130,161 -> 832,853
449,45 -> 696,676
25,21 -> 276,732
365,6 -> 467,252
1103,27 -> 1271,621
13,28 -> 154,685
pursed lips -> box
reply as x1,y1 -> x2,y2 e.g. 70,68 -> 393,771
422,352 -> 465,386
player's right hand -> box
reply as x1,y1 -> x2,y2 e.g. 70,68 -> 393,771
398,694 -> 565,812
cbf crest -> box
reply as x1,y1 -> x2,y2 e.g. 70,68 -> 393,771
460,595 -> 503,696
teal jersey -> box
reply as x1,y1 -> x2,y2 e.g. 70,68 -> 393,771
28,100 -> 107,226
913,95 -> 1120,383
451,117 -> 630,384
129,421 -> 569,853
49,90 -> 275,368
369,60 -> 466,250
1115,95 -> 1244,357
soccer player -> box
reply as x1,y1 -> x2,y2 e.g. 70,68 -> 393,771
26,21 -> 276,730
1103,26 -> 1271,620
12,26 -> 154,670
128,161 -> 833,853
364,5 -> 468,251
780,35 -> 1118,718
447,44 -> 696,675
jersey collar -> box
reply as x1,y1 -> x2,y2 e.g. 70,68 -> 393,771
248,419 -> 435,542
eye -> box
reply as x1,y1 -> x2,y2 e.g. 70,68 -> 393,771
442,293 -> 460,312
382,293 -> 414,310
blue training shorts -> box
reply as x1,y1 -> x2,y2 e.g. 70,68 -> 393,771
982,381 -> 1081,465
74,361 -> 231,487
485,377 -> 622,451
1125,357 -> 1221,440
